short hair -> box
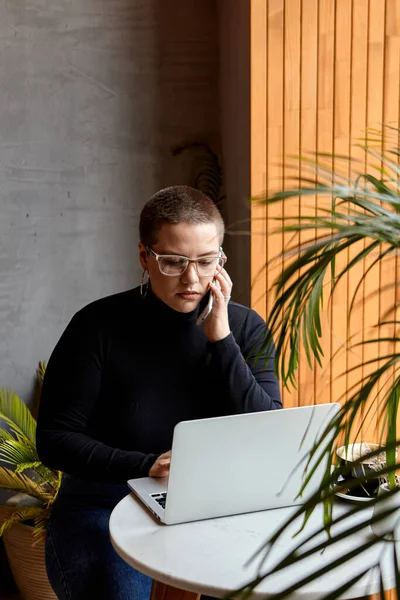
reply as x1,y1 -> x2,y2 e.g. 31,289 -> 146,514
139,185 -> 225,247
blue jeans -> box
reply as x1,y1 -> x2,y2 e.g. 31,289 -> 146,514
45,476 -> 152,600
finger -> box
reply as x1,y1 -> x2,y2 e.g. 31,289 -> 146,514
221,267 -> 233,284
214,269 -> 232,290
152,467 -> 169,478
213,271 -> 232,297
151,460 -> 170,477
215,267 -> 233,287
209,280 -> 226,303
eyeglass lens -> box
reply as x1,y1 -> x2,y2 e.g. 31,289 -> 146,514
159,256 -> 224,276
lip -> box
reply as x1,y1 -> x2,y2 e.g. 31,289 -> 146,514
177,292 -> 201,300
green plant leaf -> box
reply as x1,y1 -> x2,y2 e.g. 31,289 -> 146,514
0,389 -> 36,444
0,439 -> 39,467
242,127 -> 400,598
0,467 -> 49,502
0,429 -> 14,443
0,505 -> 44,538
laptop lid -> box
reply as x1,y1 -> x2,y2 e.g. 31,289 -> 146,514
164,403 -> 340,524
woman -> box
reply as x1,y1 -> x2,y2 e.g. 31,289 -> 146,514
37,185 -> 282,600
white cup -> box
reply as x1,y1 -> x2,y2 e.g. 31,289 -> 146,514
371,484 -> 400,541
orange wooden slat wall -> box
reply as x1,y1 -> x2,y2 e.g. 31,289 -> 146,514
250,0 -> 400,447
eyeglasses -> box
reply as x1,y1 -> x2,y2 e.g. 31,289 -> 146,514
145,246 -> 227,277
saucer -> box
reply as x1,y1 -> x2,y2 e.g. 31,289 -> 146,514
334,488 -> 375,503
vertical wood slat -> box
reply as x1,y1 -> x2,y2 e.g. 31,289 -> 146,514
250,0 -> 267,320
362,0 -> 386,442
349,0 -> 369,442
331,0 -> 352,414
299,0 -> 319,406
250,0 -> 400,441
266,0 -> 287,403
283,0 -> 301,408
380,0 -> 400,452
315,0 -> 335,406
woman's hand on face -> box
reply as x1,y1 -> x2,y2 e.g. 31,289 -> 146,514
149,450 -> 171,478
202,268 -> 233,343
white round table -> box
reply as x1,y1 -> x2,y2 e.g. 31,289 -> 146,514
109,493 -> 396,600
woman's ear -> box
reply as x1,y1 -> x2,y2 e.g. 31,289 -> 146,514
138,242 -> 148,270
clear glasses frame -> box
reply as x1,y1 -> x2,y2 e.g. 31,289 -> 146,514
145,245 -> 227,277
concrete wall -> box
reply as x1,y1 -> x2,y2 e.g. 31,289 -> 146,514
218,0 -> 250,306
0,0 -> 219,402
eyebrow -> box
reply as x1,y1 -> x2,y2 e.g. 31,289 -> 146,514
156,251 -> 220,257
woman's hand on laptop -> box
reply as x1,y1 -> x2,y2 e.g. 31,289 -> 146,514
149,450 -> 172,477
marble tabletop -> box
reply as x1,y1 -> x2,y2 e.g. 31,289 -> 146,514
110,493 -> 396,599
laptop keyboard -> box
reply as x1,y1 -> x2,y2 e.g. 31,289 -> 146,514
151,492 -> 167,509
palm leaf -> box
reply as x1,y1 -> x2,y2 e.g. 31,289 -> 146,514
0,439 -> 39,467
31,508 -> 52,543
0,467 -> 49,503
0,505 -> 44,537
14,461 -> 45,472
0,389 -> 36,444
0,428 -> 59,487
36,361 -> 46,385
0,429 -> 14,443
238,473 -> 400,599
263,200 -> 400,386
242,128 -> 400,598
13,462 -> 62,492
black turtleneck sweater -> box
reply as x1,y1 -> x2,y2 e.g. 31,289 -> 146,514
36,286 -> 282,483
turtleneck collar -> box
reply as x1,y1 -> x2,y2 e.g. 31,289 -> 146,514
142,283 -> 201,326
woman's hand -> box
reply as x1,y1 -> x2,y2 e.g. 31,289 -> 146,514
149,450 -> 171,478
202,268 -> 233,343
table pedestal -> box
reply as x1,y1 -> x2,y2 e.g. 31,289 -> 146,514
150,580 -> 200,600
150,580 -> 392,600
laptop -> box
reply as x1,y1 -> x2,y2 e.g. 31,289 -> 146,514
127,402 -> 340,525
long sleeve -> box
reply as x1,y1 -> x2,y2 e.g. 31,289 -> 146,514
36,288 -> 282,484
207,308 -> 282,413
36,308 -> 159,483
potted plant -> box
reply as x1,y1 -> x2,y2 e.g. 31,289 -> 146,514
240,125 -> 400,599
0,362 -> 60,600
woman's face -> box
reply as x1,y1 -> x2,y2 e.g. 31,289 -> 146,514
139,222 -> 221,313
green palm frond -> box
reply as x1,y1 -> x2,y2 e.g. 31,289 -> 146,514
0,389 -> 36,444
0,364 -> 61,543
0,467 -> 50,503
14,461 -> 47,473
235,457 -> 400,600
261,146 -> 400,388
0,438 -> 60,488
36,361 -> 46,385
0,505 -> 47,542
0,439 -> 39,467
243,126 -> 400,599
0,429 -> 14,443
30,507 -> 52,543
13,462 -> 61,491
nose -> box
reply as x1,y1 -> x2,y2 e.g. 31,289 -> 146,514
181,262 -> 199,284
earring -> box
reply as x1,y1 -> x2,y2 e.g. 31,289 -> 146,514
140,269 -> 149,299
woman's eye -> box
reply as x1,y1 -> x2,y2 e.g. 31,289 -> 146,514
165,259 -> 185,266
198,260 -> 214,266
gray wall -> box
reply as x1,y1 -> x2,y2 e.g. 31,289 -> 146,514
0,0 -> 219,402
